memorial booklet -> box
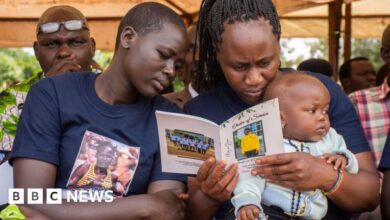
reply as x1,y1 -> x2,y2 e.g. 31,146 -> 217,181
156,98 -> 284,175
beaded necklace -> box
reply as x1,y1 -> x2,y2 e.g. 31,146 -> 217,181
288,139 -> 304,219
76,163 -> 112,189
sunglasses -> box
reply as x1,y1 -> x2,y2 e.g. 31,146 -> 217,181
37,20 -> 89,35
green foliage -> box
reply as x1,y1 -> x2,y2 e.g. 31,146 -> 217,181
280,38 -> 328,69
0,53 -> 23,88
2,115 -> 18,137
280,39 -> 305,68
280,38 -> 383,71
0,91 -> 16,114
0,90 -> 18,142
306,38 -> 329,58
173,77 -> 185,92
93,50 -> 113,69
0,48 -> 40,90
349,38 -> 382,69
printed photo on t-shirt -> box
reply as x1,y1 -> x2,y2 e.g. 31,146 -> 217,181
66,130 -> 140,198
164,129 -> 215,160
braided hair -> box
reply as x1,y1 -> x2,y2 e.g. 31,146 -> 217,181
195,0 -> 281,92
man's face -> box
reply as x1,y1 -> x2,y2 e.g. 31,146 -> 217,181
96,146 -> 115,169
381,27 -> 390,68
348,60 -> 376,93
34,26 -> 95,76
181,25 -> 198,85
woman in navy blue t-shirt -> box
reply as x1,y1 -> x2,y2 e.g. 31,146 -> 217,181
185,0 -> 379,219
10,3 -> 188,219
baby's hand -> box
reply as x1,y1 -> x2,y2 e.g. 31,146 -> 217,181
237,205 -> 260,220
321,153 -> 348,170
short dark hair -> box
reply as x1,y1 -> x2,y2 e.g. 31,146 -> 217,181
297,59 -> 333,77
195,0 -> 281,93
115,2 -> 186,51
339,57 -> 369,81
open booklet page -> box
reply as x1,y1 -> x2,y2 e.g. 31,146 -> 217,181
156,111 -> 220,174
156,98 -> 284,175
219,98 -> 284,176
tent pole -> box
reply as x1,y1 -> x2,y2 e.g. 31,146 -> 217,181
344,2 -> 352,63
328,0 -> 343,81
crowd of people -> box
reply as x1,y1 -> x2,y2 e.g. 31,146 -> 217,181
169,133 -> 211,155
0,0 -> 389,219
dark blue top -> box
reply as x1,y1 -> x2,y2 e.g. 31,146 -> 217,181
10,73 -> 185,196
184,71 -> 370,219
379,131 -> 390,172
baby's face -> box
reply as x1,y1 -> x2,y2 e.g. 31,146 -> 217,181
282,83 -> 330,142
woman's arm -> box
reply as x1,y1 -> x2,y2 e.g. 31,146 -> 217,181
253,151 -> 379,212
186,157 -> 239,220
14,158 -> 186,220
19,206 -> 51,220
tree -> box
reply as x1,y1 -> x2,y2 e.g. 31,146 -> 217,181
94,50 -> 113,69
280,38 -> 382,71
0,48 -> 40,90
280,39 -> 312,68
306,38 -> 328,58
0,54 -> 23,89
350,38 -> 382,69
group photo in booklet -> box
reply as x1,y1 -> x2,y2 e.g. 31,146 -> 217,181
165,129 -> 215,160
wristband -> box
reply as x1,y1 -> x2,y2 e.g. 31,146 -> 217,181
322,170 -> 344,196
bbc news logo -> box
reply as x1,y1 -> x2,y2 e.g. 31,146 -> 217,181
9,188 -> 114,204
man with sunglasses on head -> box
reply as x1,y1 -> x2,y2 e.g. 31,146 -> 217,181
0,5 -> 97,163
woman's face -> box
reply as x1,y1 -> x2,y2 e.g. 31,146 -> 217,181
217,18 -> 280,105
123,22 -> 188,97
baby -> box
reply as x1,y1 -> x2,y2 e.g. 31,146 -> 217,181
232,72 -> 359,220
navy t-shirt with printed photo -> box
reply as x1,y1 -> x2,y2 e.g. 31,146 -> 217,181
9,72 -> 185,196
